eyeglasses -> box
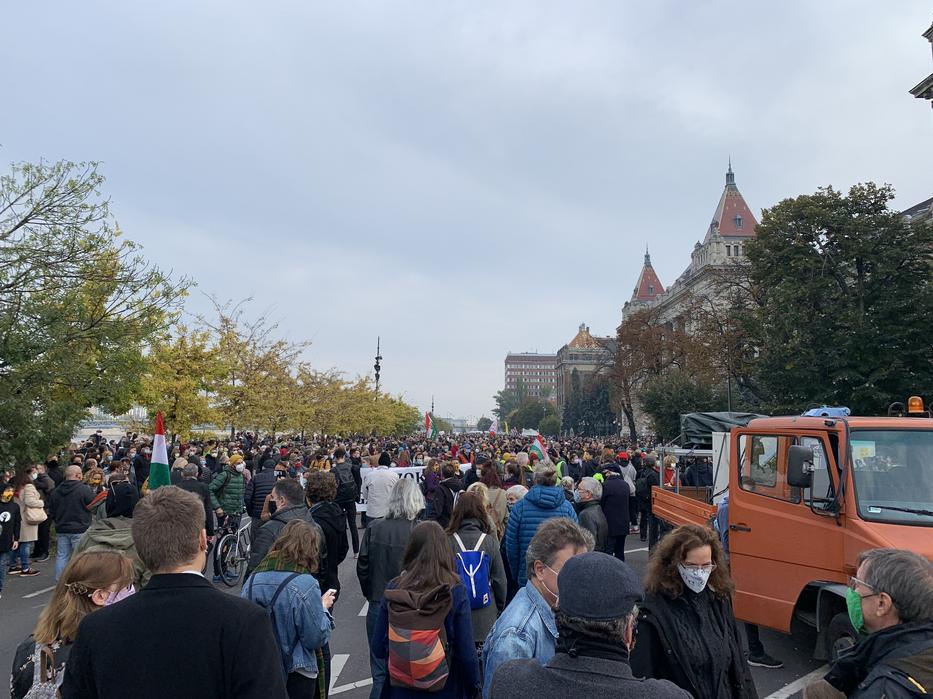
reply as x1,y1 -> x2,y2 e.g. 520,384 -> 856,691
681,563 -> 717,573
848,575 -> 877,593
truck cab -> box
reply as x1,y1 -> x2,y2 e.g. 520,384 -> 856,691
653,408 -> 933,660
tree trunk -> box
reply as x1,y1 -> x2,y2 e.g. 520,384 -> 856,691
623,404 -> 637,442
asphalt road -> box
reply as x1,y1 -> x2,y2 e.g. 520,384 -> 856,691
0,533 -> 826,699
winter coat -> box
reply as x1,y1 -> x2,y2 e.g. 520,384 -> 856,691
448,518 -> 507,642
576,500 -> 609,554
504,484 -> 578,586
372,582 -> 481,699
820,621 -> 933,698
307,501 -> 349,594
16,483 -> 45,542
74,516 -> 149,586
600,475 -> 631,536
487,485 -> 508,538
208,468 -> 246,514
246,505 -> 312,578
177,478 -> 214,536
430,476 -> 464,529
47,480 -> 96,535
33,473 -> 54,506
0,499 -> 21,552
244,467 -> 276,518
356,517 -> 418,602
631,588 -> 758,699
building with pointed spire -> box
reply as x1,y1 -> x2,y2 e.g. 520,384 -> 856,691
622,162 -> 759,326
554,323 -> 616,415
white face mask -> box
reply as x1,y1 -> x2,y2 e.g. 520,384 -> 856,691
235,464 -> 245,473
677,564 -> 714,594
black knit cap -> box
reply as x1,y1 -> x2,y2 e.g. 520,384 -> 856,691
557,552 -> 643,620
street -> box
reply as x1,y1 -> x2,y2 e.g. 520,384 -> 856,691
1,533 -> 826,699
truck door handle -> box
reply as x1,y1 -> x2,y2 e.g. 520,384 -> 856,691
729,524 -> 752,532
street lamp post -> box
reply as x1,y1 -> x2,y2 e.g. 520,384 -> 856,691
374,337 -> 383,393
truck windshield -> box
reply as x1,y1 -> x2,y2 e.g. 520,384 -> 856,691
850,429 -> 933,526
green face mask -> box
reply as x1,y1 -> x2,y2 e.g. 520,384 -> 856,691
846,587 -> 867,635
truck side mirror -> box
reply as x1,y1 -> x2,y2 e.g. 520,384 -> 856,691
787,445 -> 814,488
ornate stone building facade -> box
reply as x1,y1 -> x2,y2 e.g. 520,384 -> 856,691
554,324 -> 616,415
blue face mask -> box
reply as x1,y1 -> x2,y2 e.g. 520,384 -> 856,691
572,489 -> 582,503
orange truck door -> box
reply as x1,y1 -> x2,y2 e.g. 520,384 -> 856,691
728,432 -> 844,632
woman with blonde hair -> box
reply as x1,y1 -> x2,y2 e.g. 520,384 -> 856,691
465,482 -> 500,538
243,519 -> 335,699
11,550 -> 135,698
11,466 -> 44,578
631,524 -> 756,699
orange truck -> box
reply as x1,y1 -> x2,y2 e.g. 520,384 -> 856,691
653,398 -> 933,661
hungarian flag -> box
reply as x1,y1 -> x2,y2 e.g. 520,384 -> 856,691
488,418 -> 499,437
147,411 -> 171,490
425,412 -> 438,438
529,434 -> 550,464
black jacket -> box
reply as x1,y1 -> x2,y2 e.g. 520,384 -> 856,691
60,573 -> 287,699
0,500 -> 21,552
600,475 -> 631,536
429,476 -> 463,529
244,467 -> 277,518
133,453 -> 151,486
33,473 -> 54,506
631,589 -> 757,699
177,479 -> 214,536
356,517 -> 418,602
307,501 -> 349,594
576,500 -> 609,554
48,480 -> 95,534
246,504 -> 310,577
823,621 -> 933,698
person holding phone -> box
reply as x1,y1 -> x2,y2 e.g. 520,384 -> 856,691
243,519 -> 335,699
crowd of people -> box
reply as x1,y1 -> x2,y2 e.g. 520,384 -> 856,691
1,429 -> 931,698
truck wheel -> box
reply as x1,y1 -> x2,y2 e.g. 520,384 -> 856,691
826,612 -> 858,662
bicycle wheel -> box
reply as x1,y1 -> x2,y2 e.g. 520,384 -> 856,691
216,534 -> 241,587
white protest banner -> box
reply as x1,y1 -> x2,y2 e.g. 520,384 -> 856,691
356,463 -> 472,513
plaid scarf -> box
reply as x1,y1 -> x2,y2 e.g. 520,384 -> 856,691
251,552 -> 327,697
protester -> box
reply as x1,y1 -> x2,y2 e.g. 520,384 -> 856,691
502,460 -> 525,489
490,551 -> 689,699
422,458 -> 442,518
504,463 -> 578,587
479,465 -> 508,538
11,550 -> 135,698
363,457 -> 399,522
177,462 -> 214,543
371,521 -> 481,699
483,517 -> 592,699
246,478 -> 315,580
305,470 -> 349,599
12,466 -> 48,578
630,523 -> 757,699
575,477 -> 609,554
600,466 -> 631,560
446,492 -> 507,646
242,520 -> 336,699
61,486 -> 287,698
245,456 -> 280,540
634,455 -> 660,546
0,481 -> 22,599
209,453 -> 247,524
357,478 -> 425,699
429,460 -> 465,529
804,548 -> 933,699
331,447 -> 362,557
30,463 -> 55,563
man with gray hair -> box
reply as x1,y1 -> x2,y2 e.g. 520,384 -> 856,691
482,517 -> 591,699
491,552 -> 689,698
177,462 -> 214,542
805,548 -> 933,698
48,464 -> 95,580
575,477 -> 609,554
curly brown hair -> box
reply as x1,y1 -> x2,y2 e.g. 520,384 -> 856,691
304,470 -> 337,505
644,524 -> 734,599
269,520 -> 320,573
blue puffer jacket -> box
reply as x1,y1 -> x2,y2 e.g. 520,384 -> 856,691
505,485 -> 578,586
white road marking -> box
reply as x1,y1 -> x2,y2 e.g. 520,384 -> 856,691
358,601 -> 369,616
22,585 -> 56,599
330,654 -> 349,689
625,546 -> 649,553
331,678 -> 373,695
763,665 -> 829,699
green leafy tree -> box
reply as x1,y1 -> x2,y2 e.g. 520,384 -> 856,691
492,379 -> 527,420
637,369 -> 727,441
476,416 -> 492,432
538,414 -> 561,436
0,161 -> 189,465
746,183 -> 933,414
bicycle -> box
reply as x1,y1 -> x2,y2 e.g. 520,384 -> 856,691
214,513 -> 251,587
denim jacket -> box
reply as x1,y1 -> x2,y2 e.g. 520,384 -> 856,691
242,570 -> 332,676
481,582 -> 558,699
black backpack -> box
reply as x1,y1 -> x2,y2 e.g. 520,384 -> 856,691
333,462 -> 356,503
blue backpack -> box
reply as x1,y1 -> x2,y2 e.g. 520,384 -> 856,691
453,533 -> 492,609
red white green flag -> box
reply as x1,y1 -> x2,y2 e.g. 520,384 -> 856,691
529,434 -> 549,463
147,411 -> 171,490
425,412 -> 438,438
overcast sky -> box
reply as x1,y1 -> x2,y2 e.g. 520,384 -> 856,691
2,2 -> 930,421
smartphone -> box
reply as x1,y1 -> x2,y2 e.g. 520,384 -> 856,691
325,589 -> 337,596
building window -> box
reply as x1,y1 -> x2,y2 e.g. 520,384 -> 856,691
726,245 -> 732,257
648,285 -> 654,295
734,215 -> 743,228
